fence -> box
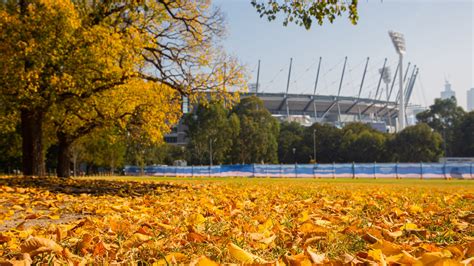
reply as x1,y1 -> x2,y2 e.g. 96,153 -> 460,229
124,162 -> 474,179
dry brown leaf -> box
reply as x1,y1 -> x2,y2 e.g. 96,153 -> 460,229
0,253 -> 32,266
20,236 -> 63,257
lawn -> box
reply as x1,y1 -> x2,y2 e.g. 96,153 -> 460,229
0,176 -> 472,265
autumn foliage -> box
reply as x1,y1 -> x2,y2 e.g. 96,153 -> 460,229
0,177 -> 472,265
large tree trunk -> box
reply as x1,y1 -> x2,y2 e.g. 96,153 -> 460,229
57,133 -> 72,178
21,109 -> 45,176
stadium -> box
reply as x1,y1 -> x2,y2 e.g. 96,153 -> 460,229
165,57 -> 421,145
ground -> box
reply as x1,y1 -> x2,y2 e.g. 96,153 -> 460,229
0,176 -> 473,265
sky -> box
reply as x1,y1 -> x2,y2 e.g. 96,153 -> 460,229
213,0 -> 474,109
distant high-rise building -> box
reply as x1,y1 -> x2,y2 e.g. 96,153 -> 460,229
441,81 -> 456,100
467,88 -> 474,111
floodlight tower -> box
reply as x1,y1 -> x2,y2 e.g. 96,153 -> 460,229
379,66 -> 391,126
389,31 -> 406,131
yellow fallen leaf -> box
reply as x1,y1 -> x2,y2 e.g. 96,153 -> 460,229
420,251 -> 453,265
409,204 -> 423,214
156,222 -> 174,230
371,240 -> 402,256
432,258 -> 463,266
298,210 -> 310,223
122,233 -> 152,249
258,218 -> 273,232
386,251 -> 421,265
400,222 -> 419,230
47,215 -> 61,220
12,205 -> 24,211
153,252 -> 187,265
187,213 -> 206,225
299,222 -> 328,235
190,256 -> 219,266
285,253 -> 313,266
259,235 -> 276,245
368,249 -> 386,266
227,243 -> 266,263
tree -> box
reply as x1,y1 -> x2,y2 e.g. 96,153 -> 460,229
388,124 -> 443,162
453,111 -> 474,157
52,81 -> 181,177
184,101 -> 236,165
278,121 -> 305,164
340,123 -> 388,163
251,0 -> 359,30
302,123 -> 344,163
1,0 -> 245,176
231,96 -> 279,164
416,97 -> 466,157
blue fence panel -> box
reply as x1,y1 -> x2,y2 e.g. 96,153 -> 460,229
253,164 -> 276,177
421,163 -> 444,179
314,164 -> 335,178
397,163 -> 422,178
335,164 -> 354,178
280,165 -> 297,177
375,163 -> 397,178
296,164 -> 314,177
354,163 -> 375,178
124,166 -> 141,176
192,166 -> 210,177
220,165 -> 253,177
175,166 -> 192,177
445,163 -> 471,179
125,163 -> 473,179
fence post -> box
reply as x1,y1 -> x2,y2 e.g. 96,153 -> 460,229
280,164 -> 283,178
469,163 -> 472,179
420,162 -> 423,179
313,163 -> 316,179
253,164 -> 255,178
332,162 -> 335,179
443,161 -> 447,180
295,163 -> 298,178
191,165 -> 194,178
352,162 -> 356,179
395,162 -> 399,179
373,161 -> 377,179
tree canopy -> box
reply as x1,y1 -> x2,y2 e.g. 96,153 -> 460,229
416,97 -> 466,157
251,0 -> 359,29
0,0 -> 245,177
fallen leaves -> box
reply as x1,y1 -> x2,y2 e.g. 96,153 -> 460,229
0,176 -> 472,265
228,243 -> 267,263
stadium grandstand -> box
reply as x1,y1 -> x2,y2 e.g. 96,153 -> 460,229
165,57 -> 423,146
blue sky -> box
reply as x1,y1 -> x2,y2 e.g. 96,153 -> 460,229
214,0 -> 473,109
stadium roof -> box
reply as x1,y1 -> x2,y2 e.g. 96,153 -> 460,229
241,92 -> 398,119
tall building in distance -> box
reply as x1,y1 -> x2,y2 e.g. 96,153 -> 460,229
440,80 -> 456,100
467,88 -> 474,111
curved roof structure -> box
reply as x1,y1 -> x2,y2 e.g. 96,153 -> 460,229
241,92 -> 398,125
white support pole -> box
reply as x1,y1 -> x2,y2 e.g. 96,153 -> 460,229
399,55 -> 405,131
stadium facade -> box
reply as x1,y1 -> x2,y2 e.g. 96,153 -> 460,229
164,91 -> 422,146
164,58 -> 422,146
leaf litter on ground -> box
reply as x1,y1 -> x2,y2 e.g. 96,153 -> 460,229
0,176 -> 472,265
